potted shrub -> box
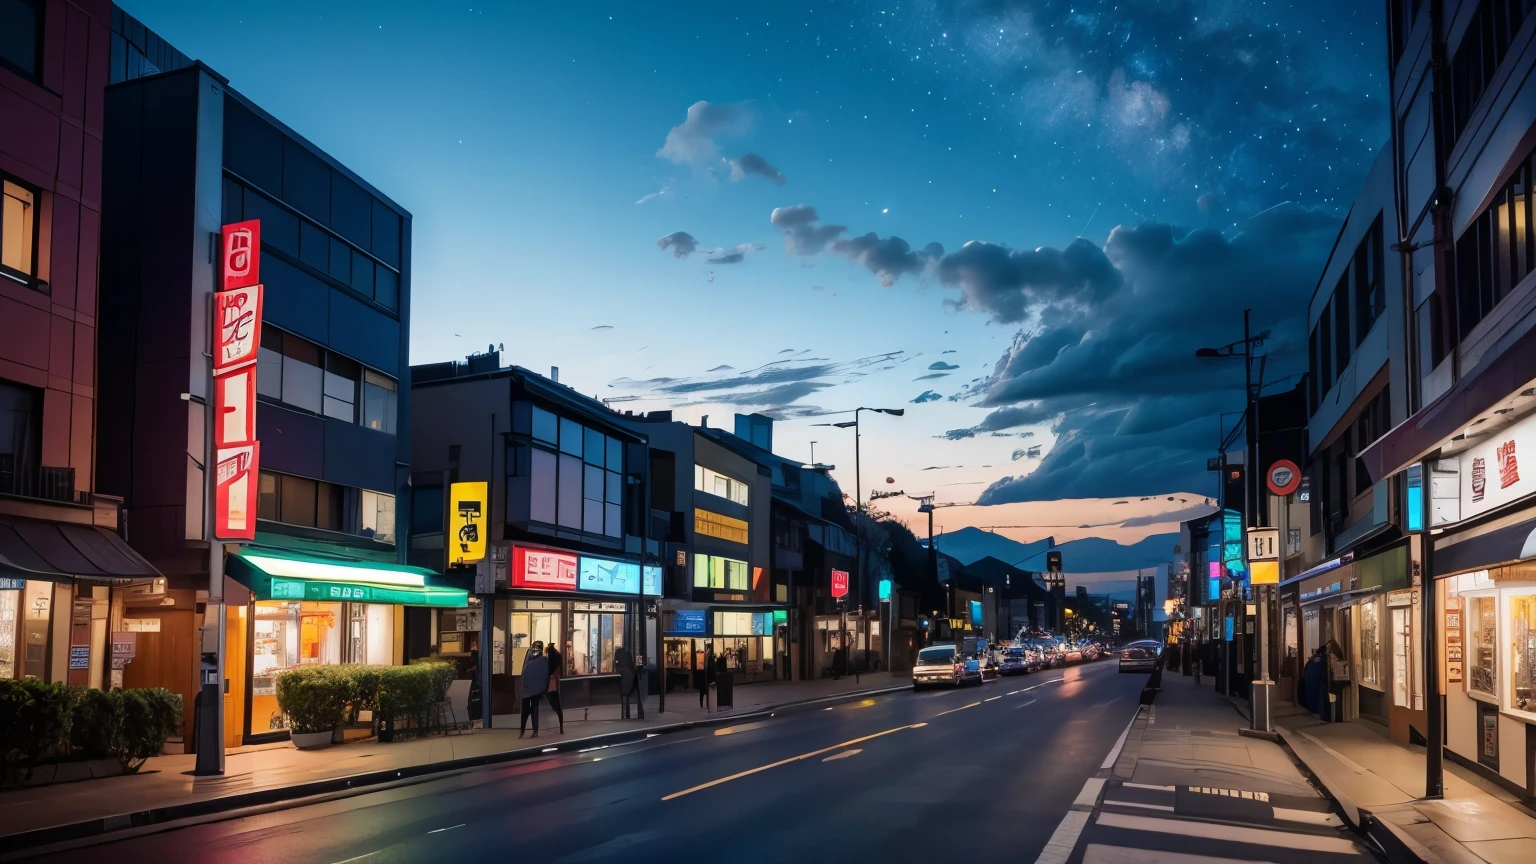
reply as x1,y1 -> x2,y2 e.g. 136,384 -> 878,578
276,666 -> 347,749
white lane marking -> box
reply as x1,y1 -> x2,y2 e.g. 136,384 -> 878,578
1100,707 -> 1140,769
1122,782 -> 1175,791
1034,810 -> 1091,864
821,749 -> 862,762
1272,807 -> 1344,827
1082,843 -> 1270,864
332,852 -> 384,864
428,824 -> 466,834
1103,800 -> 1175,812
984,695 -> 1003,702
1011,698 -> 1038,709
1073,777 -> 1107,809
1093,812 -> 1362,854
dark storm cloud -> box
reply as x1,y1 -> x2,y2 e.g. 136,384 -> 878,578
658,101 -> 752,164
912,390 -> 944,403
954,204 -> 1339,501
914,372 -> 950,381
831,234 -> 944,287
771,205 -> 847,255
610,351 -> 907,420
937,238 -> 1122,324
657,231 -> 699,258
730,152 -> 787,184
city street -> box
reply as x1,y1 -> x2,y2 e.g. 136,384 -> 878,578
17,662 -> 1374,864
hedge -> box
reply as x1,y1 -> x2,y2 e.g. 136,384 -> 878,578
275,662 -> 457,737
0,680 -> 181,784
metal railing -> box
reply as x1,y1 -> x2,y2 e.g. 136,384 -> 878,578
0,464 -> 91,505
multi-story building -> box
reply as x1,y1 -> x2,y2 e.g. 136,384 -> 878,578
0,1 -> 170,689
96,49 -> 437,747
409,351 -> 658,717
1352,0 -> 1536,800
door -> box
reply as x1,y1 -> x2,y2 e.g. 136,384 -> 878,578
121,609 -> 197,744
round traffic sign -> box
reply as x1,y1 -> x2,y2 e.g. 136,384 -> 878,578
1267,459 -> 1302,496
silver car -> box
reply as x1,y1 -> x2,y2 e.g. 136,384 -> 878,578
912,645 -> 983,690
1118,640 -> 1162,673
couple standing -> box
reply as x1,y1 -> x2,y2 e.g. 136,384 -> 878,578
519,642 -> 565,738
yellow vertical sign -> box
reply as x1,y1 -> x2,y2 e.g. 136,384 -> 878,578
448,481 -> 488,565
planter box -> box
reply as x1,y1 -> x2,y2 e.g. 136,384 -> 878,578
291,730 -> 333,750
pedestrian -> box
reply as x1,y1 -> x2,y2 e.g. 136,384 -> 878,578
633,652 -> 647,720
1325,640 -> 1349,723
519,642 -> 549,738
615,645 -> 637,719
1302,647 -> 1325,718
545,642 -> 565,734
699,644 -> 715,709
1192,639 -> 1203,686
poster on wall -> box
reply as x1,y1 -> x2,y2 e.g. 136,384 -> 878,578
1444,597 -> 1463,685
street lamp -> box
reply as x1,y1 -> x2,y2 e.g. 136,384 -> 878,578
1195,309 -> 1273,733
814,407 -> 905,683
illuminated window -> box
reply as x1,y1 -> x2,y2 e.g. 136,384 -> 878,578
1,179 -> 37,281
695,464 -> 749,506
694,554 -> 748,590
1469,595 -> 1497,696
1511,595 -> 1536,713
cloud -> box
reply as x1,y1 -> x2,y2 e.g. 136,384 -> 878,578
912,390 -> 944,403
657,231 -> 699,258
636,186 -> 673,205
589,325 -> 613,331
706,365 -> 735,372
729,153 -> 787,184
610,350 -> 907,419
771,205 -> 847,256
707,242 -> 767,264
937,238 -> 1122,324
928,361 -> 960,371
914,372 -> 950,381
950,204 -> 1340,501
657,101 -> 751,165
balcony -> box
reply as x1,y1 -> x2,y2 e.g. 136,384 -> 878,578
0,464 -> 91,506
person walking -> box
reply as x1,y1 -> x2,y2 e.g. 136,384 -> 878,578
519,642 -> 549,738
698,644 -> 715,709
633,652 -> 647,720
615,645 -> 637,719
545,643 -> 565,734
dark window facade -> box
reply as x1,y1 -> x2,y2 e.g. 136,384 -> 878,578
0,0 -> 41,81
1389,0 -> 1424,66
510,402 -> 625,538
257,469 -> 393,542
1449,0 -> 1536,144
1456,146 -> 1536,340
1354,215 -> 1386,343
1334,274 -> 1352,374
257,326 -> 397,433
1308,212 -> 1387,408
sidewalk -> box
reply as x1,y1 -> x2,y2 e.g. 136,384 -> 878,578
1276,708 -> 1536,864
0,672 -> 907,848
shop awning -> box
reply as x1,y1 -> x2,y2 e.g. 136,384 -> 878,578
227,547 -> 468,607
0,515 -> 161,582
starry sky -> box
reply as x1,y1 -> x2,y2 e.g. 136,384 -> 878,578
125,0 -> 1388,551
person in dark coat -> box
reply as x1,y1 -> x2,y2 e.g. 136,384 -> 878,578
544,643 -> 565,734
519,644 -> 549,738
615,646 -> 637,719
698,645 -> 716,708
1302,647 -> 1325,717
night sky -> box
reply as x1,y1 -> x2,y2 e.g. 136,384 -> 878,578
124,0 -> 1388,546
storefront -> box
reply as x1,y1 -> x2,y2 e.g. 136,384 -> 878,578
224,547 -> 468,743
483,545 -> 660,714
662,606 -> 787,689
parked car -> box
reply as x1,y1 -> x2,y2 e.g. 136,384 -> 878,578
1118,640 -> 1162,674
999,648 -> 1032,676
1063,643 -> 1085,663
913,644 -> 984,689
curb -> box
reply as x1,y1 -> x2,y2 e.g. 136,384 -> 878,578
1,683 -> 910,857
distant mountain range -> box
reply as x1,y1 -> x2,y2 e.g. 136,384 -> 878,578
926,526 -> 1180,575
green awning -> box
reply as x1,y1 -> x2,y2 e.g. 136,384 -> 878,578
228,547 -> 468,608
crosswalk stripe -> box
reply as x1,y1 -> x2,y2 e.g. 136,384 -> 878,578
1103,799 -> 1176,812
1082,843 -> 1277,864
1122,782 -> 1175,791
1272,807 -> 1344,827
1093,812 -> 1362,854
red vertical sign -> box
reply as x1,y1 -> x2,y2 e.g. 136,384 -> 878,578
831,569 -> 849,599
214,221 -> 263,540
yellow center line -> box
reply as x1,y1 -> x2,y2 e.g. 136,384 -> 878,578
662,722 -> 927,801
933,701 -> 981,717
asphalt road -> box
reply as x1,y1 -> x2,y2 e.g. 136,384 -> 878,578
31,660 -> 1144,864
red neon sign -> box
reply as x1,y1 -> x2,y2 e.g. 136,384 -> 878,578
213,221 -> 263,541
831,569 -> 849,599
222,219 -> 261,290
512,547 -> 578,590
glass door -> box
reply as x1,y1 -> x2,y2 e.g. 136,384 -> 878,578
1391,605 -> 1412,709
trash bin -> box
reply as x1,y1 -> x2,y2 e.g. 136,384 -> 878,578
716,668 -> 734,708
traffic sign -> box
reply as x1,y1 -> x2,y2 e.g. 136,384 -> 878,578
831,569 -> 849,599
1267,459 -> 1302,496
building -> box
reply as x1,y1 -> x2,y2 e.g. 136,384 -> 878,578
409,351 -> 658,717
620,412 -> 784,691
1355,0 -> 1536,802
0,1 -> 174,690
96,48 -> 436,747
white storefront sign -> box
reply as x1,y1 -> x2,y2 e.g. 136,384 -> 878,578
1458,412 -> 1536,522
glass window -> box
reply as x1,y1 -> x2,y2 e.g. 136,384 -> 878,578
328,236 -> 351,284
257,346 -> 283,400
605,470 -> 622,504
605,503 -> 622,538
532,406 -> 558,444
280,337 -> 323,415
351,249 -> 374,299
223,98 -> 282,195
1,179 -> 38,278
299,220 -> 329,272
695,464 -> 749,506
560,418 -> 583,457
0,0 -> 41,80
316,481 -> 343,531
607,437 -> 623,472
1512,595 -> 1536,713
323,354 -> 359,423
362,370 -> 396,434
569,605 -> 626,675
280,475 -> 317,527
361,490 -> 394,543
243,191 -> 299,258
371,199 -> 401,268
222,177 -> 244,225
557,454 -> 582,529
584,428 -> 606,467
1470,595 -> 1497,696
257,471 -> 278,521
583,498 -> 605,534
530,448 -> 557,523
583,464 -> 604,501
330,174 -> 371,249
410,485 -> 443,534
375,267 -> 398,311
1357,599 -> 1381,688
281,139 -> 330,224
